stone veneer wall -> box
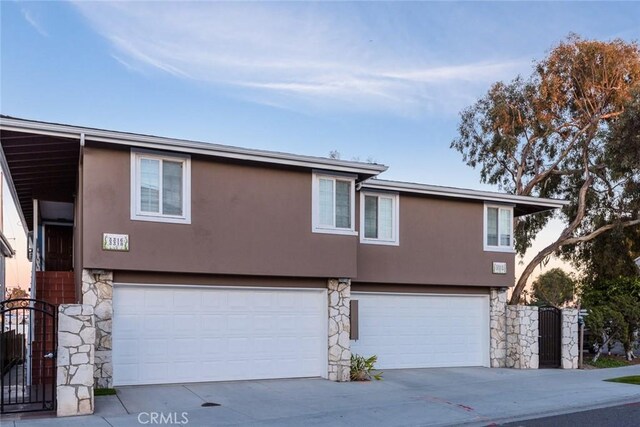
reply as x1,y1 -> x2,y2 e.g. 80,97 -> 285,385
489,288 -> 508,368
327,278 -> 351,382
57,304 -> 95,417
561,308 -> 579,369
506,305 -> 539,369
81,269 -> 113,388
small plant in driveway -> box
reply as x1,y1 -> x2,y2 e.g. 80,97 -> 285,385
351,354 -> 383,381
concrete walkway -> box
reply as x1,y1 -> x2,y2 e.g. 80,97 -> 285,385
2,366 -> 639,426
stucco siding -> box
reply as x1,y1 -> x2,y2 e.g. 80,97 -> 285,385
82,145 -> 357,278
355,194 -> 515,287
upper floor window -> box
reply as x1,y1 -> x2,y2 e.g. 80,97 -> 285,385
360,192 -> 399,245
131,149 -> 191,224
484,204 -> 513,252
312,172 -> 356,235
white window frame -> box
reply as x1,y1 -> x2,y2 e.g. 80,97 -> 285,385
483,203 -> 514,252
130,148 -> 191,224
359,191 -> 400,246
311,172 -> 357,235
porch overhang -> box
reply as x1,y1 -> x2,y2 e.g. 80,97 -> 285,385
0,129 -> 79,233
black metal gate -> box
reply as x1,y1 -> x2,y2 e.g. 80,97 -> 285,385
1,299 -> 57,414
538,306 -> 561,368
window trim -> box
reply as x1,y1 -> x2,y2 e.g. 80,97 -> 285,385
359,191 -> 400,246
130,148 -> 191,224
311,172 -> 357,235
483,203 -> 515,252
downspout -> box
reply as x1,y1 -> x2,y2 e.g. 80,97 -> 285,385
27,198 -> 38,388
75,133 -> 84,303
31,199 -> 38,299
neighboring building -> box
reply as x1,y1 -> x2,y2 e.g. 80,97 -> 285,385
635,256 -> 640,274
1,171 -> 16,299
0,230 -> 15,299
0,115 -> 566,387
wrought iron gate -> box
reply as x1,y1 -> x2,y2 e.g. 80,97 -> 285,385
538,306 -> 561,368
1,299 -> 57,414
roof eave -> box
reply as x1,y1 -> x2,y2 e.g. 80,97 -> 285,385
362,180 -> 568,214
0,231 -> 14,258
0,117 -> 387,177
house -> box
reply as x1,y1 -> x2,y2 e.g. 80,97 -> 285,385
0,115 -> 566,389
0,230 -> 14,299
0,171 -> 16,299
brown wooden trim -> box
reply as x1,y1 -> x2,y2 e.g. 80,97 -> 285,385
350,300 -> 359,340
113,270 -> 327,288
351,282 -> 490,295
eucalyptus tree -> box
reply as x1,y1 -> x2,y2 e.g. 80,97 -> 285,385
451,35 -> 640,304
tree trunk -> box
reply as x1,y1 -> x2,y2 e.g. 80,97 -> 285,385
592,335 -> 614,363
509,241 -> 562,305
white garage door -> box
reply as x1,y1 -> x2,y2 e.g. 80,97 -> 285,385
350,293 -> 489,369
113,285 -> 327,386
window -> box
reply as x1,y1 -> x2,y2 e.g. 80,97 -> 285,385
360,192 -> 399,245
131,149 -> 191,224
312,173 -> 356,235
484,204 -> 513,252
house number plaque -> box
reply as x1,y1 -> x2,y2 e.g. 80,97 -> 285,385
102,233 -> 129,251
492,262 -> 507,275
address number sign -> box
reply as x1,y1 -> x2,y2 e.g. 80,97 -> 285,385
103,233 -> 129,251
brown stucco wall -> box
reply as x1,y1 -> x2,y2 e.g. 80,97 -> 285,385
82,145 -> 357,278
113,271 -> 326,288
354,194 -> 515,287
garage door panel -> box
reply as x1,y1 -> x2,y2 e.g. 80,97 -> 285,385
351,293 -> 489,369
113,286 -> 326,385
200,291 -> 225,309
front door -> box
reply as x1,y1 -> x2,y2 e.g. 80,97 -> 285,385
44,225 -> 72,271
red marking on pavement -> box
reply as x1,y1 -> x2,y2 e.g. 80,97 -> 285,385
415,396 -> 477,413
623,402 -> 640,407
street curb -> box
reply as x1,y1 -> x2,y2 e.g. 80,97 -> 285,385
449,395 -> 640,427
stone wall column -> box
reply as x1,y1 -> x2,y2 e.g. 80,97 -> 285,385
561,308 -> 579,369
328,278 -> 350,382
57,304 -> 95,417
506,305 -> 539,369
81,269 -> 113,388
489,288 -> 508,367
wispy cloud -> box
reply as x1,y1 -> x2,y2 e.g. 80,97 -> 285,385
72,2 -> 525,116
22,8 -> 49,37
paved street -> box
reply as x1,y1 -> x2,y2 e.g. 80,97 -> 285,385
501,401 -> 640,427
1,365 -> 639,426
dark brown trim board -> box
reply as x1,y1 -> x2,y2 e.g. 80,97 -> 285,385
351,283 -> 490,294
113,271 -> 327,288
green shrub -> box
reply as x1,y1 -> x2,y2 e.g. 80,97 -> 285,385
585,356 -> 629,369
350,354 -> 383,381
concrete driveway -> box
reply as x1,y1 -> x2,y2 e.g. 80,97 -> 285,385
5,365 -> 640,426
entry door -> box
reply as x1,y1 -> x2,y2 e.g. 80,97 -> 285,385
44,225 -> 73,271
538,307 -> 561,368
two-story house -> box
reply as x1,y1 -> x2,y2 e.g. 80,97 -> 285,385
0,115 -> 565,388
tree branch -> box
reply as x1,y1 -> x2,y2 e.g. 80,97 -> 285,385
521,120 -> 593,195
562,219 -> 640,245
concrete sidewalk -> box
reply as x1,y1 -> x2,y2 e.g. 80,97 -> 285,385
2,366 -> 639,426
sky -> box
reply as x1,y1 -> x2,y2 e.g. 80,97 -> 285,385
1,1 -> 639,293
